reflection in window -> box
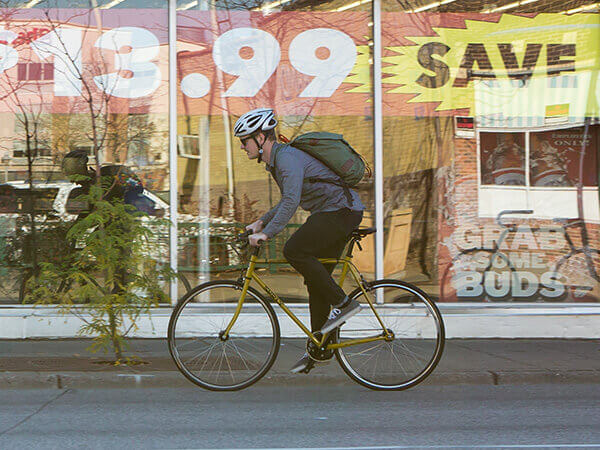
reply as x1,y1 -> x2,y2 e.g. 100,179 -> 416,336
530,128 -> 597,187
0,185 -> 17,213
480,132 -> 525,186
13,141 -> 52,159
530,132 -> 572,187
17,63 -> 53,81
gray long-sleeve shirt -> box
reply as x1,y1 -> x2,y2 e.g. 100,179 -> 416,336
260,142 -> 365,238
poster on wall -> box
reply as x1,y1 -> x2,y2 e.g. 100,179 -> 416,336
382,12 -> 600,118
480,132 -> 526,186
441,125 -> 600,303
530,127 -> 598,187
176,11 -> 371,116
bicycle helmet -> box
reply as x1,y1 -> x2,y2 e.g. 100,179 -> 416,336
62,149 -> 89,176
234,108 -> 278,138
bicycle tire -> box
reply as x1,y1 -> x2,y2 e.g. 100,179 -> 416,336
335,279 -> 445,390
168,280 -> 280,391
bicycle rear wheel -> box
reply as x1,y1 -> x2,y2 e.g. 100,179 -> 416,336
335,280 -> 444,390
168,281 -> 280,391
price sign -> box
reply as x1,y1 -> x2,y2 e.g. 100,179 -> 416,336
0,10 -> 370,115
177,11 -> 370,115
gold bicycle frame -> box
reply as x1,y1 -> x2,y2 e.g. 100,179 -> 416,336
222,248 -> 393,350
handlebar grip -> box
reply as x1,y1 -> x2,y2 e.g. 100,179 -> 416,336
237,230 -> 265,254
237,230 -> 253,241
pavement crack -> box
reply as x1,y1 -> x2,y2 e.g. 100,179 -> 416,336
450,341 -> 540,369
0,389 -> 72,438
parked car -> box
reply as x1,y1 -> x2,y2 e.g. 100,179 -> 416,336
0,180 -> 169,222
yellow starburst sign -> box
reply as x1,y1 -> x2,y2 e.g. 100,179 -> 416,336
380,13 -> 599,115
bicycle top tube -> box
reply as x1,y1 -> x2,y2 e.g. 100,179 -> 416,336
238,226 -> 377,261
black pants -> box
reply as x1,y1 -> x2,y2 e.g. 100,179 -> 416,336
283,208 -> 363,332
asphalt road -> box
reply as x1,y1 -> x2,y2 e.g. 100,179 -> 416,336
1,384 -> 599,449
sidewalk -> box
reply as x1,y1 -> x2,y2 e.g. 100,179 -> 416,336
1,338 -> 599,389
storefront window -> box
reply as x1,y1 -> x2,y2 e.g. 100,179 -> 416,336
0,4 -> 170,304
375,0 -> 600,302
1,0 -> 598,308
176,0 -> 374,298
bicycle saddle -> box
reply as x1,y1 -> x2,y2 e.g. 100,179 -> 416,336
351,227 -> 376,238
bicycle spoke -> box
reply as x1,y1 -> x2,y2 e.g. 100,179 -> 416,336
388,343 -> 410,376
222,345 -> 235,383
228,341 -> 253,372
344,341 -> 385,357
176,336 -> 214,350
182,340 -> 218,366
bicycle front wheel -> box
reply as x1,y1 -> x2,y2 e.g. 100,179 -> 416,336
168,281 -> 280,391
336,280 -> 445,390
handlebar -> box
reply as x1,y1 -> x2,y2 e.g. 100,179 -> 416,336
236,229 -> 265,256
236,230 -> 253,241
496,209 -> 533,228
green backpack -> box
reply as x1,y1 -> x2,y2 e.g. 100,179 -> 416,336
288,132 -> 370,186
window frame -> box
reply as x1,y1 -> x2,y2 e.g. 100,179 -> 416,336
477,121 -> 599,222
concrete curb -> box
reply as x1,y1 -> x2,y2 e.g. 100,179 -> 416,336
1,369 -> 598,389
3,305 -> 600,339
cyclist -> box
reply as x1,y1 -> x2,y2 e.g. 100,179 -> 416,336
61,149 -> 158,299
234,108 -> 365,374
61,149 -> 157,215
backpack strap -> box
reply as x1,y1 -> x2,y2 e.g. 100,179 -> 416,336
272,144 -> 353,207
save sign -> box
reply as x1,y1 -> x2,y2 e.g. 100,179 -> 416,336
383,13 -> 600,115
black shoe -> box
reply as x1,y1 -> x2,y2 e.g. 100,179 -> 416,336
290,344 -> 334,374
290,353 -> 316,374
320,298 -> 361,334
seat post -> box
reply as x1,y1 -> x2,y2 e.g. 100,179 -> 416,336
345,238 -> 357,258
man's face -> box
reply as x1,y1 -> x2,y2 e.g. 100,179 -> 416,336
240,133 -> 264,160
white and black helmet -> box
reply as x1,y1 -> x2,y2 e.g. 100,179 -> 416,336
234,108 -> 278,138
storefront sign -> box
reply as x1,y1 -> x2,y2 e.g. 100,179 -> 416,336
176,11 -> 370,116
0,11 -> 597,117
383,13 -> 600,117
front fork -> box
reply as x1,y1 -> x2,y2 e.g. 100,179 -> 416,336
220,254 -> 257,340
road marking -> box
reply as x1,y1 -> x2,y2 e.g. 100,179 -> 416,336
117,374 -> 155,384
185,445 -> 600,450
